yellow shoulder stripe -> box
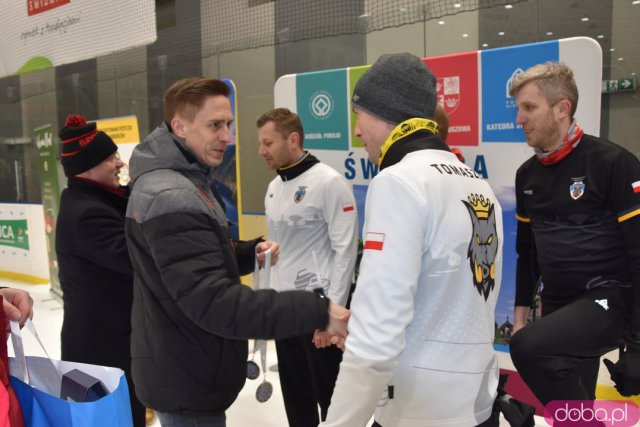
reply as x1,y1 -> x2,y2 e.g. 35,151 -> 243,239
618,208 -> 640,223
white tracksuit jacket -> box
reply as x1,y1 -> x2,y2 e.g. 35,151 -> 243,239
265,160 -> 358,306
323,148 -> 503,426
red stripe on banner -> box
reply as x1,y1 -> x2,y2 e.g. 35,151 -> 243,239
342,204 -> 354,212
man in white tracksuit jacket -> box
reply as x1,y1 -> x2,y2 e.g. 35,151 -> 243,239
257,108 -> 358,427
322,53 -> 503,427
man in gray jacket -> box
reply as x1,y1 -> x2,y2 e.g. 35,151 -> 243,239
125,77 -> 348,427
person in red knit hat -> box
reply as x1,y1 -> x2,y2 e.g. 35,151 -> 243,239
55,114 -> 145,427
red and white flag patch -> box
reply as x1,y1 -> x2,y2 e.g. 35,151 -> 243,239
364,232 -> 385,251
342,203 -> 354,212
632,181 -> 640,193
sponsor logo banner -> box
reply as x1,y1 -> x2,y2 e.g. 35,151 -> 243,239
0,219 -> 29,250
296,69 -> 350,151
481,40 -> 558,143
425,52 -> 480,147
2,0 -> 156,77
95,116 -> 140,145
35,124 -> 60,289
27,0 -> 70,16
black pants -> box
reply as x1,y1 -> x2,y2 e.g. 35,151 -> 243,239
509,286 -> 630,405
275,334 -> 342,427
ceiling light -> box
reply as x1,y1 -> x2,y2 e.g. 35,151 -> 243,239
454,3 -> 462,8
505,4 -> 513,8
610,48 -> 615,52
633,0 -> 640,5
498,31 -> 505,36
632,72 -> 637,76
546,31 -> 553,36
482,43 -> 489,47
581,17 -> 589,22
618,57 -> 624,61
462,33 -> 469,38
438,20 -> 445,25
597,34 -> 604,39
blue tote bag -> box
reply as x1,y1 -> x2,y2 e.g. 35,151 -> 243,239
8,320 -> 133,427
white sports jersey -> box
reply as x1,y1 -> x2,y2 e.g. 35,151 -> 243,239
265,161 -> 358,306
323,149 -> 503,426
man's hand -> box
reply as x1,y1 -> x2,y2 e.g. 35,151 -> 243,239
326,302 -> 350,350
313,329 -> 333,348
513,321 -> 526,335
512,305 -> 530,336
256,241 -> 280,267
1,288 -> 34,331
603,344 -> 640,397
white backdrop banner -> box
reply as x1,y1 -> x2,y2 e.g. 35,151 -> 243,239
1,0 -> 156,77
271,36 -> 603,409
273,36 -> 602,349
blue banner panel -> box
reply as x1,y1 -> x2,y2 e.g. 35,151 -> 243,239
481,41 -> 559,143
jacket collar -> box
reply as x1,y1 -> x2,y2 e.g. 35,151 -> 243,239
68,176 -> 129,199
276,151 -> 319,181
166,121 -> 200,165
130,121 -> 212,188
380,130 -> 450,170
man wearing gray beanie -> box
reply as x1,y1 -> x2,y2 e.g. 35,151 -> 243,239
321,53 -> 504,427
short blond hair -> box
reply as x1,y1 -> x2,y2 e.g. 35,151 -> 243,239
509,62 -> 579,120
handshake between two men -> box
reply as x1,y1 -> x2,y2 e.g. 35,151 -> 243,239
256,240 -> 351,352
314,304 -> 349,350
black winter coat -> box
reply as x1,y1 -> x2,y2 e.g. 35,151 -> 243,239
126,123 -> 330,416
56,178 -> 134,367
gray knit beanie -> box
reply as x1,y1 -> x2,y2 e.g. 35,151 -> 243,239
352,53 -> 437,124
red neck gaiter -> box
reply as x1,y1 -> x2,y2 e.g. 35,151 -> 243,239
535,121 -> 583,166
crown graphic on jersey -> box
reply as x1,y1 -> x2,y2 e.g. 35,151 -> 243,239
467,194 -> 491,219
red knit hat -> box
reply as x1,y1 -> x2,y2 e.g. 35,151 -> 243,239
59,114 -> 118,177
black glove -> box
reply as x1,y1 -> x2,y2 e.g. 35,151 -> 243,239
603,343 -> 640,397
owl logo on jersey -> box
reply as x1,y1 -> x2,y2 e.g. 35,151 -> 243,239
294,186 -> 307,203
462,194 -> 498,301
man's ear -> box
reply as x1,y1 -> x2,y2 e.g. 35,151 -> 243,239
288,132 -> 301,151
171,116 -> 187,138
556,99 -> 572,120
